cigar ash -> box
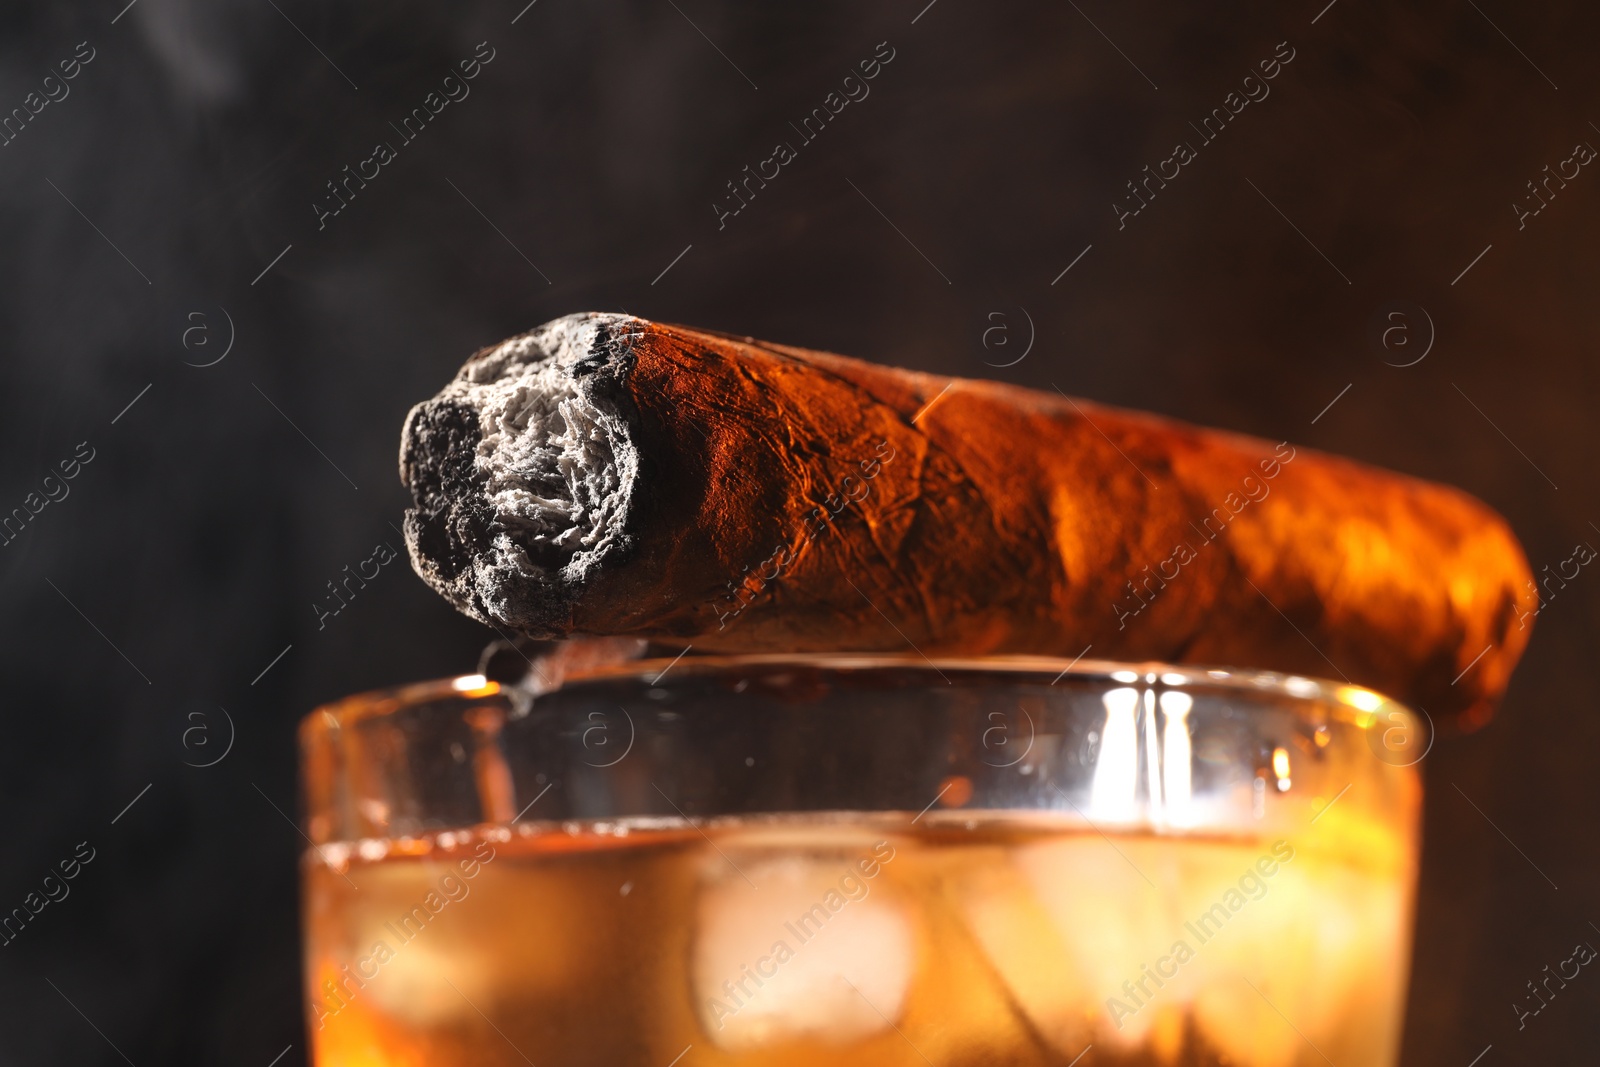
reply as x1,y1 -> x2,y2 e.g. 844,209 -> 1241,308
401,314 -> 640,634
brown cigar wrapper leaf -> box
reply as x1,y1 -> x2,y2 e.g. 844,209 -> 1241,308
401,313 -> 1535,726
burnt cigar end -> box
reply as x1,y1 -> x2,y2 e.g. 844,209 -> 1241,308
400,313 -> 643,636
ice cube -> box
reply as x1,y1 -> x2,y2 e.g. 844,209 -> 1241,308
1188,853 -> 1410,1067
339,863 -> 502,1025
1011,837 -> 1192,1050
959,834 -> 1368,1062
953,850 -> 1097,1054
358,936 -> 493,1025
693,850 -> 915,1050
341,856 -> 577,1025
1191,978 -> 1303,1067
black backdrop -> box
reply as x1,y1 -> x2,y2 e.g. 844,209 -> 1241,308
2,1 -> 1597,1064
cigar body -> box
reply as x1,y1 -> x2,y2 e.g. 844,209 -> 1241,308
401,313 -> 1534,724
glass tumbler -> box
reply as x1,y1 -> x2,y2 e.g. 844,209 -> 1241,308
299,655 -> 1422,1067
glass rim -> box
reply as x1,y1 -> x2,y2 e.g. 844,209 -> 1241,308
304,653 -> 1408,735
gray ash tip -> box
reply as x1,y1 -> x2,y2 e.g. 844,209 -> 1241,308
399,312 -> 642,636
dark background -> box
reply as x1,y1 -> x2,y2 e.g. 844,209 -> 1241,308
1,0 -> 1596,1063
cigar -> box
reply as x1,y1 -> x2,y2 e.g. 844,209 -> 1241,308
400,312 -> 1535,725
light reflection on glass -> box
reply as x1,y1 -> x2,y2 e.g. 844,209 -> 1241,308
1143,688 -> 1163,814
1272,745 -> 1292,792
1090,687 -> 1140,821
1159,690 -> 1194,825
1337,685 -> 1386,714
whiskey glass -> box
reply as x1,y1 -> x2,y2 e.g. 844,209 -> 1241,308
300,655 -> 1421,1066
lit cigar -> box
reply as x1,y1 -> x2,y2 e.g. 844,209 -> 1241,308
399,312 -> 1534,725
